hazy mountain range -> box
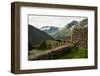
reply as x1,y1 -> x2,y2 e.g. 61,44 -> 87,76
40,26 -> 59,36
40,19 -> 87,39
28,18 -> 88,47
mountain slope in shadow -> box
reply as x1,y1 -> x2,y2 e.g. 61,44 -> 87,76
28,24 -> 54,48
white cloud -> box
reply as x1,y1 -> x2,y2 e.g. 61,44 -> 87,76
29,15 -> 86,29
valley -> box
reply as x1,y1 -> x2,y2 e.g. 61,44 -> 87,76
28,18 -> 88,60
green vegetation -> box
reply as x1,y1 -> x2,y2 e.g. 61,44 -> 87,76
58,48 -> 88,59
53,27 -> 71,40
28,18 -> 88,60
52,20 -> 79,40
29,40 -> 87,59
28,24 -> 54,48
35,40 -> 66,51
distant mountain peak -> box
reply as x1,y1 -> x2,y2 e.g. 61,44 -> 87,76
40,26 -> 59,30
40,26 -> 59,36
40,26 -> 51,30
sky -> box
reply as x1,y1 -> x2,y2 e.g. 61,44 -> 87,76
28,15 -> 87,29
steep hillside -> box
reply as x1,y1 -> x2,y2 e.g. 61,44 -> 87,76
28,24 -> 54,48
80,18 -> 88,27
71,18 -> 88,48
66,20 -> 78,29
53,21 -> 78,40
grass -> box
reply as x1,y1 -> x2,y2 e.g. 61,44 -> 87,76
29,40 -> 88,60
29,46 -> 88,60
36,40 -> 66,51
58,47 -> 88,59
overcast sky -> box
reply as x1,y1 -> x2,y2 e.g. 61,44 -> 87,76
29,15 -> 86,29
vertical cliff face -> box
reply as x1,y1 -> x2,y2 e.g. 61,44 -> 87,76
72,27 -> 88,48
71,18 -> 88,48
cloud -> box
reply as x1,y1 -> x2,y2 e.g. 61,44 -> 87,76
29,15 -> 86,29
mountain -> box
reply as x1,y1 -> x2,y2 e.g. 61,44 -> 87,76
28,24 -> 54,47
53,20 -> 78,40
52,27 -> 71,40
66,20 -> 78,29
80,18 -> 88,27
40,26 -> 59,36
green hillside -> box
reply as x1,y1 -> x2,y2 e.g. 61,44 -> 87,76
53,27 -> 71,40
52,20 -> 78,40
